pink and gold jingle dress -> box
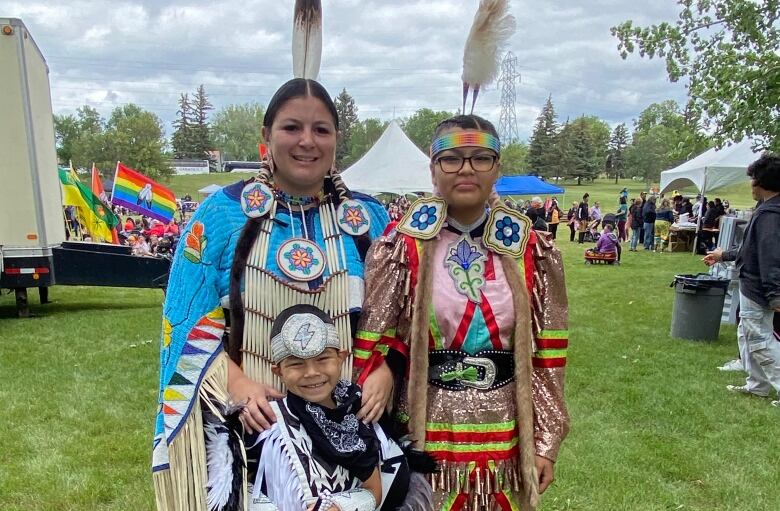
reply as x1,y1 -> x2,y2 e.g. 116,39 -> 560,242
354,211 -> 570,511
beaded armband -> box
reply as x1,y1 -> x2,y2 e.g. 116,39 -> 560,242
329,488 -> 377,511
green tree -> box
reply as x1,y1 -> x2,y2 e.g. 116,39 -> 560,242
527,95 -> 558,177
334,89 -> 359,168
171,93 -> 194,158
345,118 -> 389,167
549,120 -> 575,181
575,116 -> 611,172
608,123 -> 629,183
612,0 -> 780,151
402,108 -> 454,152
623,100 -> 711,183
104,104 -> 171,179
53,114 -> 80,164
500,142 -> 529,175
68,106 -> 109,171
560,120 -> 601,184
211,103 -> 266,161
625,125 -> 679,184
191,84 -> 213,158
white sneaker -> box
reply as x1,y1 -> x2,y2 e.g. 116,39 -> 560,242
718,359 -> 744,372
772,400 -> 779,407
726,384 -> 768,397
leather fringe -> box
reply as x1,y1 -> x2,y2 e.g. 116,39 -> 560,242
153,353 -> 247,511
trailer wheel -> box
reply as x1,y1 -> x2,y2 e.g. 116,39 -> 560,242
15,288 -> 29,318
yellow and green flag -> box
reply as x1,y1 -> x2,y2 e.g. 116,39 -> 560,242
58,165 -> 119,242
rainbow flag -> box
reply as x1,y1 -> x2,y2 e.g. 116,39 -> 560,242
111,162 -> 176,223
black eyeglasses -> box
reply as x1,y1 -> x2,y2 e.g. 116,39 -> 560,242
435,154 -> 498,173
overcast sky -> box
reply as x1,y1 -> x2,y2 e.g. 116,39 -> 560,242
4,0 -> 688,142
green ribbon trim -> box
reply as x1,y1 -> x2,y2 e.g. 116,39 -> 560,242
537,329 -> 569,339
426,420 -> 517,432
353,348 -> 371,360
535,349 -> 567,359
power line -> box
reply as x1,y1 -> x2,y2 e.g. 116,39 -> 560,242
499,51 -> 521,144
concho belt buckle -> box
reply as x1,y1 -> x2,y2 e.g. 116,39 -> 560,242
461,356 -> 497,390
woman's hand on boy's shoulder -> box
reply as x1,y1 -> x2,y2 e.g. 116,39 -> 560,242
230,374 -> 284,434
357,361 -> 393,423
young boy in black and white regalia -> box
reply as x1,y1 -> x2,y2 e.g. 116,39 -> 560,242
246,305 -> 431,511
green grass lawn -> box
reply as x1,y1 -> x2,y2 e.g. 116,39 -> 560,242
1,241 -> 778,510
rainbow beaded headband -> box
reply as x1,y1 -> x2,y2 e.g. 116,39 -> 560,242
430,132 -> 501,157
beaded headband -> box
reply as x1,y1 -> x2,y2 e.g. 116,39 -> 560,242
270,312 -> 340,364
430,132 -> 501,157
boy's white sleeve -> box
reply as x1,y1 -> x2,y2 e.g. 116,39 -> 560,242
251,424 -> 306,511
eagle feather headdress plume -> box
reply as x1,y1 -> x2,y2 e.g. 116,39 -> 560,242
462,0 -> 516,113
292,0 -> 322,79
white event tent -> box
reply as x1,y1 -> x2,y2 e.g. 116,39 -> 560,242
198,184 -> 223,196
340,120 -> 433,195
660,139 -> 762,194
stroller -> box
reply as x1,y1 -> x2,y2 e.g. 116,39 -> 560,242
602,213 -> 617,230
583,218 -> 601,243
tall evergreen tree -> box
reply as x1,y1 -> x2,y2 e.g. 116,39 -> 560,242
608,123 -> 629,183
171,93 -> 194,158
527,95 -> 558,177
334,89 -> 359,168
549,119 -> 575,180
191,84 -> 213,158
563,120 -> 601,184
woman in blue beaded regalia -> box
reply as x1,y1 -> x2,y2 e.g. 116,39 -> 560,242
151,4 -> 391,507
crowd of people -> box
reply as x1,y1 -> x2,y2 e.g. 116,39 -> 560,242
63,193 -> 195,259
370,189 -> 739,268
120,216 -> 182,257
487,188 -> 739,263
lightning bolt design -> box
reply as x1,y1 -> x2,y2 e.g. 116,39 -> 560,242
293,324 -> 316,350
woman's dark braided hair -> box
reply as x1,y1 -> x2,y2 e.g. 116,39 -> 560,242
227,78 -> 364,362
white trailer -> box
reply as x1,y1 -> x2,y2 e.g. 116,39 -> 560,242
0,18 -> 64,312
0,18 -> 170,316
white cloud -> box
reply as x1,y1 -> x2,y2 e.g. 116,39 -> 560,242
6,0 -> 689,141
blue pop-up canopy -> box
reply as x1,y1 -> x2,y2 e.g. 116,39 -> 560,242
495,175 -> 564,195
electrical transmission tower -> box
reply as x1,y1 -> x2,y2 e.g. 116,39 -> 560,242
498,51 -> 521,144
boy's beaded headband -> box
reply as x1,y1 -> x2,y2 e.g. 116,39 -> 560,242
430,132 -> 501,158
270,312 -> 340,364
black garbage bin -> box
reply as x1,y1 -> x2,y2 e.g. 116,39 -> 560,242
670,274 -> 730,341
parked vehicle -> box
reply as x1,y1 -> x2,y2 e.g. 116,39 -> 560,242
0,18 -> 169,317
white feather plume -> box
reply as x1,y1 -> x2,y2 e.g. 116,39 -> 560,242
205,422 -> 233,511
292,0 -> 322,79
462,0 -> 516,86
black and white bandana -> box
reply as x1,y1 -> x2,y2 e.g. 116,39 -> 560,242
286,380 -> 380,482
